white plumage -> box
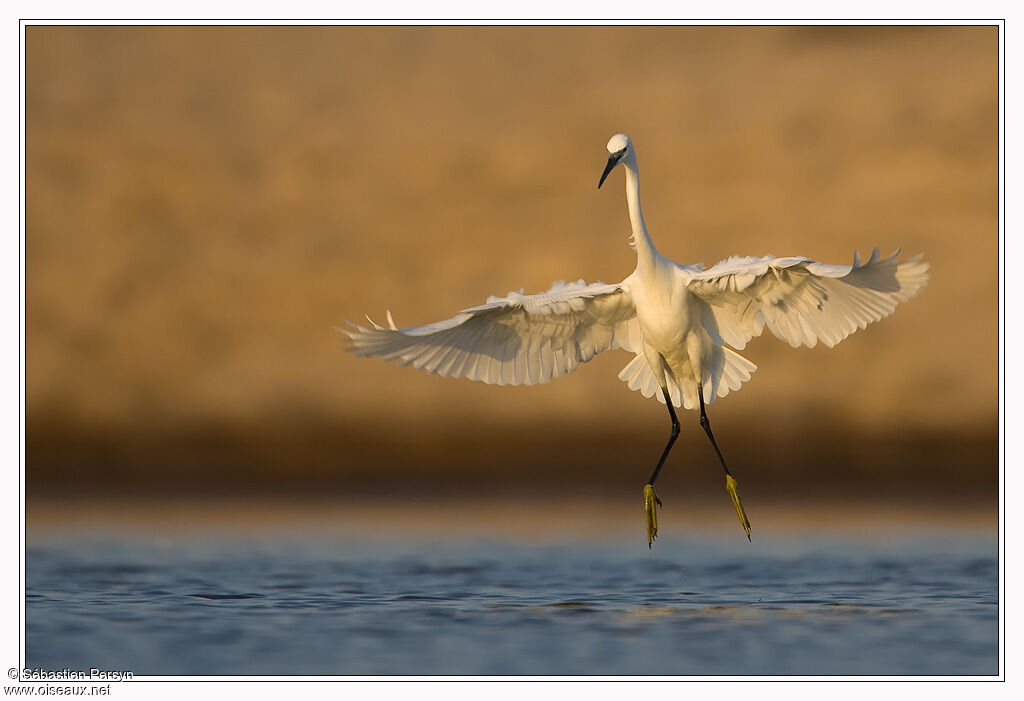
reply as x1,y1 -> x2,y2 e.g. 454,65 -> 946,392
347,278 -> 637,387
346,239 -> 927,412
344,133 -> 929,545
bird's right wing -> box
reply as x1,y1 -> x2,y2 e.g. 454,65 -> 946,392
343,278 -> 639,385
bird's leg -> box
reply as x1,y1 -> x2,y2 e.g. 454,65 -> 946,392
697,382 -> 752,541
644,387 -> 679,548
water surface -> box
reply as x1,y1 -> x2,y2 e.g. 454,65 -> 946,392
26,507 -> 997,676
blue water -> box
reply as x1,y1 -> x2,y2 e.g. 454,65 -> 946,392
26,528 -> 997,676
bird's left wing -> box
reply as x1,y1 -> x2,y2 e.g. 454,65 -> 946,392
343,278 -> 639,385
687,249 -> 929,350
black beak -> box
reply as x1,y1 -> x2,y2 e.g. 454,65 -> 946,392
598,150 -> 625,189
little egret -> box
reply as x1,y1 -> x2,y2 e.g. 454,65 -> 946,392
345,133 -> 929,547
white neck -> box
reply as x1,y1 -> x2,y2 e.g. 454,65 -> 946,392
623,159 -> 659,269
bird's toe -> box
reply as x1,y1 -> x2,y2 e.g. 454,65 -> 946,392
644,484 -> 661,548
725,475 -> 752,540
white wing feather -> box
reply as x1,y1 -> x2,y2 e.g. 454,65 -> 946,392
345,250 -> 927,405
688,248 -> 929,350
344,279 -> 638,386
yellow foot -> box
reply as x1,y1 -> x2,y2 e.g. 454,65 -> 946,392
644,484 -> 662,548
725,475 -> 752,541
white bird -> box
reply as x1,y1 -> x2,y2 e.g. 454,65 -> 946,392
345,133 -> 929,547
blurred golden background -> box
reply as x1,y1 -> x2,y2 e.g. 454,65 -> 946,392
26,26 -> 997,500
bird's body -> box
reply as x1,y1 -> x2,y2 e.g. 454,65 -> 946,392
345,134 -> 929,546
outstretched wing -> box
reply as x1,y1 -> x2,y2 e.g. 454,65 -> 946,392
344,278 -> 639,385
688,249 -> 929,350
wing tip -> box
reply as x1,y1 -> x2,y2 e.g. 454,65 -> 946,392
895,254 -> 930,300
337,319 -> 368,340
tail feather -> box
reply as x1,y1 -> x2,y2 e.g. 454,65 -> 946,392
617,347 -> 757,409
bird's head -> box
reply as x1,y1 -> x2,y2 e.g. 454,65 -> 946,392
598,133 -> 633,189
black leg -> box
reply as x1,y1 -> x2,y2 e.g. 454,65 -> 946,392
698,381 -> 752,540
646,387 -> 681,486
643,387 -> 678,548
697,382 -> 732,477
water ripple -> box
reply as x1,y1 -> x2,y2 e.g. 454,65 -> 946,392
26,533 -> 998,675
